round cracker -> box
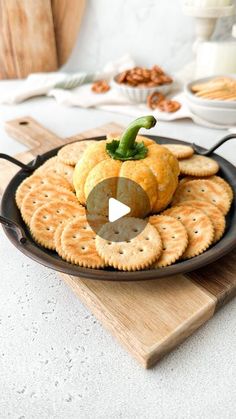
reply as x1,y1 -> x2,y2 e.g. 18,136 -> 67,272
15,172 -> 72,209
30,200 -> 85,250
209,176 -> 233,204
163,205 -> 214,259
175,200 -> 225,243
35,156 -> 74,189
21,185 -> 77,225
162,144 -> 194,159
34,156 -> 58,174
61,216 -> 105,269
95,217 -> 162,271
57,140 -> 97,166
179,155 -> 219,176
149,215 -> 188,267
179,175 -> 233,203
172,179 -> 231,215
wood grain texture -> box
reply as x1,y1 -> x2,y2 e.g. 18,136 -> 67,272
0,0 -> 58,79
62,275 -> 216,368
189,249 -> 236,310
51,0 -> 86,66
1,117 -> 236,367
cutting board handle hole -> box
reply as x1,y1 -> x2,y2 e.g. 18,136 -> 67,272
19,121 -> 28,126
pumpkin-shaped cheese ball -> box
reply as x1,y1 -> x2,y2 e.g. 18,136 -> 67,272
73,116 -> 179,216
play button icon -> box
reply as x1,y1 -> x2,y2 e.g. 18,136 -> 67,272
108,198 -> 130,222
85,177 -> 151,242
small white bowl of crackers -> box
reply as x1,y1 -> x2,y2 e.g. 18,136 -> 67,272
14,136 -> 234,274
185,75 -> 236,126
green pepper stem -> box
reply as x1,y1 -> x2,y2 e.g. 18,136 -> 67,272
116,116 -> 156,157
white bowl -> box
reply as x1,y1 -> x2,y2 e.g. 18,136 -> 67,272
186,98 -> 236,126
112,78 -> 173,104
185,75 -> 236,109
185,75 -> 236,125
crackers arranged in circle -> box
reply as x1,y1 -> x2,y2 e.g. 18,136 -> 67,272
149,215 -> 188,267
175,200 -> 225,243
95,217 -> 162,271
172,179 -> 230,215
30,200 -> 85,250
163,205 -> 214,259
15,172 -> 72,209
61,216 -> 105,269
57,140 -> 97,166
179,155 -> 219,176
21,185 -> 77,225
162,144 -> 194,159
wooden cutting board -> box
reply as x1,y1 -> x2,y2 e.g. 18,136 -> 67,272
1,116 -> 236,368
51,0 -> 86,67
0,0 -> 58,79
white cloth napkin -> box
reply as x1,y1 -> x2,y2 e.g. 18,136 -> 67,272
0,55 -> 232,130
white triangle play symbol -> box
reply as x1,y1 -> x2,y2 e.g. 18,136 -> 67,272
108,198 -> 131,222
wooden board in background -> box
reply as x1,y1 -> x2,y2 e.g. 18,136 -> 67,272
51,0 -> 86,67
0,0 -> 58,79
0,116 -> 235,368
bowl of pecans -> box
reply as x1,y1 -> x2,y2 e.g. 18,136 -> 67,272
113,65 -> 173,103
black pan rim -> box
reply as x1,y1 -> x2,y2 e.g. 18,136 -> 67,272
1,134 -> 236,281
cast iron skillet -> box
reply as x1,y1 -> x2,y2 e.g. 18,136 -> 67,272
1,134 -> 236,281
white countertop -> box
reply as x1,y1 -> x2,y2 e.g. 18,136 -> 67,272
0,82 -> 236,419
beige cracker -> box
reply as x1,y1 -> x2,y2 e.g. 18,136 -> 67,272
180,175 -> 233,203
149,215 -> 188,267
162,144 -> 194,159
30,200 -> 85,250
61,216 -> 105,269
21,185 -> 77,225
35,156 -> 74,189
163,205 -> 214,259
179,155 -> 219,176
176,200 -> 225,243
57,140 -> 98,166
172,179 -> 231,215
95,217 -> 162,271
15,172 -> 72,209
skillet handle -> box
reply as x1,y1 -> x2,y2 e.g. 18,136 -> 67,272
0,215 -> 27,244
192,133 -> 236,156
0,153 -> 42,172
